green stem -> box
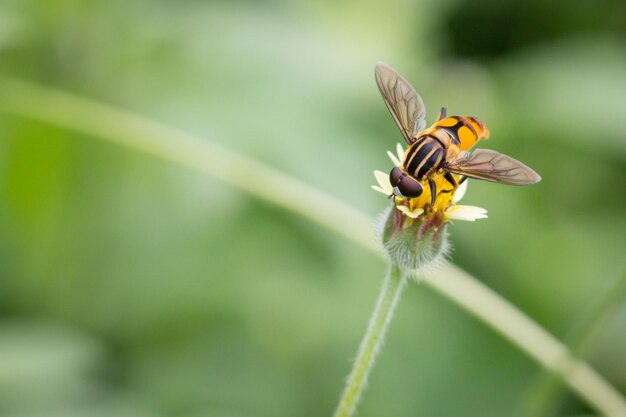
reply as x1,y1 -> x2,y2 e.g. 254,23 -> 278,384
0,77 -> 378,254
523,269 -> 626,417
334,266 -> 406,417
425,265 -> 626,417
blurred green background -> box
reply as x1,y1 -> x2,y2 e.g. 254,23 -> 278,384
0,0 -> 625,416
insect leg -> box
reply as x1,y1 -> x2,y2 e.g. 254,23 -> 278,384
437,107 -> 447,121
438,172 -> 459,194
444,172 -> 457,188
428,178 -> 437,206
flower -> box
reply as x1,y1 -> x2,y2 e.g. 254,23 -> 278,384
373,140 -> 491,278
371,143 -> 488,225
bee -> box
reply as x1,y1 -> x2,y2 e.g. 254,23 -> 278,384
375,62 -> 540,204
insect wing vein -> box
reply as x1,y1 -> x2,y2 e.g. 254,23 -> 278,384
446,149 -> 541,185
375,62 -> 426,144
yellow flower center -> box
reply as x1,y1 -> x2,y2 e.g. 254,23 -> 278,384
400,173 -> 461,216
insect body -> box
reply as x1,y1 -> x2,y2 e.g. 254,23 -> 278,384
394,114 -> 489,198
375,62 -> 540,204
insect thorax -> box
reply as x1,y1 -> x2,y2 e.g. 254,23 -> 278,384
403,135 -> 446,180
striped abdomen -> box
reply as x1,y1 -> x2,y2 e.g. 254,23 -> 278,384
402,136 -> 445,180
434,116 -> 489,150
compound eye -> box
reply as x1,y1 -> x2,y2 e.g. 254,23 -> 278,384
389,167 -> 403,186
399,176 -> 423,198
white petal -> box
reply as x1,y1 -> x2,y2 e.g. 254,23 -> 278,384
371,185 -> 389,195
397,205 -> 424,219
453,180 -> 468,203
446,205 -> 488,221
373,170 -> 393,194
396,143 -> 405,163
387,150 -> 401,167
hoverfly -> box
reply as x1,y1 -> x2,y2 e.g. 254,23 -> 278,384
375,62 -> 540,204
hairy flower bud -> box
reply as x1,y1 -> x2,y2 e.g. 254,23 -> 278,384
379,207 -> 449,279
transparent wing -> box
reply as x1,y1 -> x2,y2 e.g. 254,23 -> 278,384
445,149 -> 541,185
375,62 -> 426,144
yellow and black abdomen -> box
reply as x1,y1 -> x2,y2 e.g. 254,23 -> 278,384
401,115 -> 488,183
434,116 -> 489,151
403,136 -> 445,180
